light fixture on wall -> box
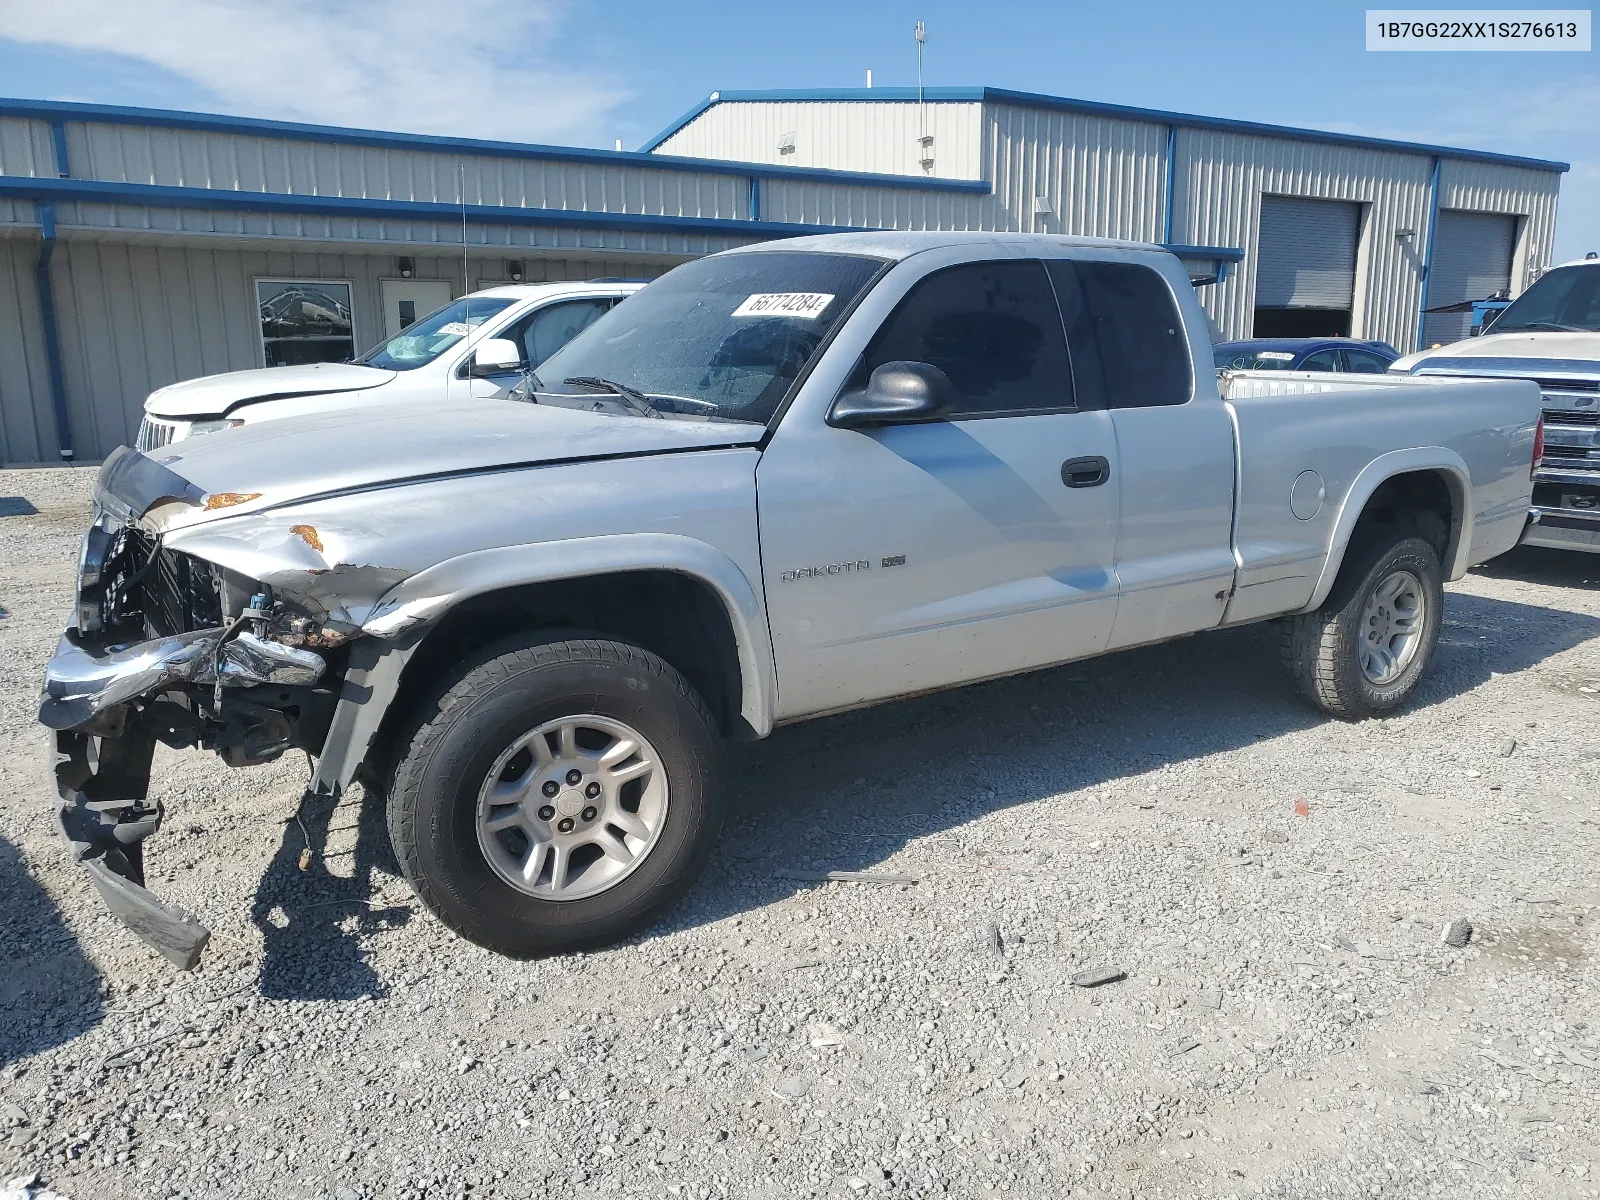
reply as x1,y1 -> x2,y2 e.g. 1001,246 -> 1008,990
507,260 -> 524,282
397,256 -> 414,278
1395,229 -> 1415,242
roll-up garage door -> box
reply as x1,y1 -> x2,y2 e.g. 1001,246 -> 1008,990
1253,196 -> 1361,337
1422,210 -> 1517,347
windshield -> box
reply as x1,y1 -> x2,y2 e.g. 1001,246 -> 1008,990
1490,266 -> 1600,334
1215,347 -> 1299,370
356,297 -> 517,371
529,251 -> 886,424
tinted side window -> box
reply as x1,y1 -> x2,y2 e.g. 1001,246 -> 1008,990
862,261 -> 1074,416
1301,349 -> 1342,372
1344,350 -> 1389,374
1071,262 -> 1192,408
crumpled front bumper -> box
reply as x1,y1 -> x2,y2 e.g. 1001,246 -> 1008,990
40,627 -> 326,969
54,730 -> 211,970
38,626 -> 326,730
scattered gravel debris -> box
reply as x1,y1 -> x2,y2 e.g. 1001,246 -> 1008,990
2,468 -> 1599,1199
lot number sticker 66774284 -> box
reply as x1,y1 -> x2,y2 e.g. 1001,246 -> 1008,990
731,293 -> 835,319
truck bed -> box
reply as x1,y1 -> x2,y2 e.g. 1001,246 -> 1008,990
1216,370 -> 1541,624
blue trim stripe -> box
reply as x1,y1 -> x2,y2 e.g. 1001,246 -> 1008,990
0,97 -> 990,195
49,120 -> 70,178
0,175 -> 870,238
1417,155 -> 1443,350
1162,124 -> 1178,246
642,87 -> 1570,174
32,201 -> 74,459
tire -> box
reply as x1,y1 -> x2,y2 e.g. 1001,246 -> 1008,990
1281,528 -> 1444,719
386,633 -> 723,957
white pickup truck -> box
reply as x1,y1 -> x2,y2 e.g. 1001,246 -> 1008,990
1392,255 -> 1600,553
42,231 -> 1542,969
135,280 -> 643,450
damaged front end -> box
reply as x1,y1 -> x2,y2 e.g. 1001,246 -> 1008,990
41,448 -> 358,968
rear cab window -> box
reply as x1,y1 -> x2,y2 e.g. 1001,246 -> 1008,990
1049,260 -> 1193,408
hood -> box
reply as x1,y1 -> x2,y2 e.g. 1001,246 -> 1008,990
138,397 -> 765,531
145,363 -> 396,418
1395,330 -> 1600,375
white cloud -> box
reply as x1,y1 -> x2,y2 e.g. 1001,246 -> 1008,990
0,0 -> 627,144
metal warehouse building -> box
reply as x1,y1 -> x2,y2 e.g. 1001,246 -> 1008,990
0,87 -> 1566,465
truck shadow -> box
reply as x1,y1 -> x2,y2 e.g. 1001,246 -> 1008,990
1473,545 -> 1599,590
249,784 -> 410,1001
0,835 -> 104,1065
660,588 -> 1600,938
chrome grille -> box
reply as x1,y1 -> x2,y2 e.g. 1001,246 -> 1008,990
135,416 -> 180,452
1544,408 -> 1600,427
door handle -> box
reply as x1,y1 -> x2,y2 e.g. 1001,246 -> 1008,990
1060,455 -> 1111,488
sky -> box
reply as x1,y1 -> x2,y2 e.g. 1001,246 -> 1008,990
0,0 -> 1595,259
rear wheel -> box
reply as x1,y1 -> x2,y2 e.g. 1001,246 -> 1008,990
1282,529 -> 1444,719
386,634 -> 722,956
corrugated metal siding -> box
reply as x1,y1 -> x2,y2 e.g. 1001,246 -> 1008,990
70,122 -> 751,219
652,101 -> 985,180
0,233 -> 55,464
985,103 -> 1167,241
0,117 -> 53,178
758,180 -> 993,232
48,200 -> 764,259
20,240 -> 679,463
1177,130 -> 1436,350
1438,159 -> 1559,293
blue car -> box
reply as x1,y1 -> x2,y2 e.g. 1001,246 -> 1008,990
1213,337 -> 1399,374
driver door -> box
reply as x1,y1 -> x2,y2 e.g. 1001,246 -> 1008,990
756,258 -> 1121,720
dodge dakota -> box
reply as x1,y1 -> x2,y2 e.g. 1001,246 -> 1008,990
40,231 -> 1543,968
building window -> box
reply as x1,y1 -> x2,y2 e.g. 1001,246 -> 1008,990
256,279 -> 355,367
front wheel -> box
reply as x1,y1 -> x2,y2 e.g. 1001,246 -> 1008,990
386,635 -> 723,957
1281,531 -> 1444,719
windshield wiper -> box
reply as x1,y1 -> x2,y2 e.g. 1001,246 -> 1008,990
562,376 -> 662,419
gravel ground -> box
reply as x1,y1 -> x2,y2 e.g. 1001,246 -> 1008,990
1,465 -> 1598,1200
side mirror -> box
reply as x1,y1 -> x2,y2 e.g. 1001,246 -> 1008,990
828,361 -> 957,429
469,337 -> 523,376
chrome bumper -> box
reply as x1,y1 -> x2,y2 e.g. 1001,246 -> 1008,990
1521,505 -> 1600,554
39,627 -> 327,730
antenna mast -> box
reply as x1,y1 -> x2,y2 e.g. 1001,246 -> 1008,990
915,20 -> 926,133
460,161 -> 470,342
914,21 -> 934,173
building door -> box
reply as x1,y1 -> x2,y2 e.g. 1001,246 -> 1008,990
1422,210 -> 1517,347
380,279 -> 454,338
1252,197 -> 1361,337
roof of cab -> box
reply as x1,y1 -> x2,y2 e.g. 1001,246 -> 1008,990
721,229 -> 1175,262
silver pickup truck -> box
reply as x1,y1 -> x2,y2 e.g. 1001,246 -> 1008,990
40,231 -> 1542,968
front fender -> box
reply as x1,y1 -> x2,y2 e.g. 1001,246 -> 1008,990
361,532 -> 778,738
1302,447 -> 1472,612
